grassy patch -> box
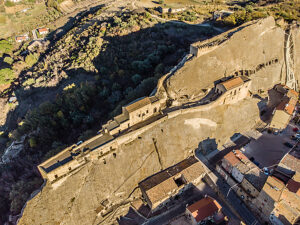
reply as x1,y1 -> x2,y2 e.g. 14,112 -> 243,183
4,0 -> 15,7
0,68 -> 15,85
3,56 -> 13,64
0,39 -> 13,54
0,14 -> 6,24
22,78 -> 35,86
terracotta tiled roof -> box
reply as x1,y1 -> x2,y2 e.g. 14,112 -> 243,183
276,90 -> 298,115
274,201 -> 298,222
280,149 -> 300,173
125,97 -> 151,113
145,179 -> 178,205
220,77 -> 244,91
16,36 -> 27,40
139,157 -> 205,208
38,28 -> 48,33
187,196 -> 222,222
287,89 -> 299,99
263,176 -> 285,202
223,152 -> 240,166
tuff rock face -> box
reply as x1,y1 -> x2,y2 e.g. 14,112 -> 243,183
18,17 -> 300,225
164,17 -> 299,102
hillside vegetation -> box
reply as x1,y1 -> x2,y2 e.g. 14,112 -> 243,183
0,8 -> 215,224
0,0 -> 299,224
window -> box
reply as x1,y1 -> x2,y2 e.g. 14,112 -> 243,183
146,110 -> 148,114
55,175 -> 58,179
69,167 -> 71,171
154,108 -> 157,113
234,90 -> 237,95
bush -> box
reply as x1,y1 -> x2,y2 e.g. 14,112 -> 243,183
4,1 -> 15,7
23,78 -> 35,86
0,39 -> 13,54
28,137 -> 37,148
25,53 -> 39,67
3,57 -> 13,65
0,68 -> 15,85
0,15 -> 6,24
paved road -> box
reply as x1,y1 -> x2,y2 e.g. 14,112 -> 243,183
214,174 -> 260,225
242,123 -> 299,168
196,150 -> 260,225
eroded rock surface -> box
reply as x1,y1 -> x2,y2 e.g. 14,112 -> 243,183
18,98 -> 259,225
18,17 -> 300,225
164,17 -> 292,102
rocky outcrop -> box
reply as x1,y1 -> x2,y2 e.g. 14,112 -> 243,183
18,17 -> 300,225
18,97 -> 260,225
164,17 -> 296,102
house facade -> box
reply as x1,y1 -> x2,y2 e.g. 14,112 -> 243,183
215,76 -> 251,105
38,28 -> 49,35
102,96 -> 163,135
218,150 -> 267,202
253,148 -> 300,225
270,87 -> 298,130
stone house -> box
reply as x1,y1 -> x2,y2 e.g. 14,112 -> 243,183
15,35 -> 29,43
253,176 -> 286,223
102,96 -> 162,135
270,88 -> 298,131
185,196 -> 225,225
218,150 -> 267,201
38,133 -> 113,182
38,28 -> 49,35
215,76 -> 251,105
253,147 -> 300,224
138,157 -> 206,212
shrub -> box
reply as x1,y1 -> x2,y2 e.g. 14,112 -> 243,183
22,78 -> 35,86
3,56 -> 13,65
0,15 -> 6,24
0,39 -> 13,54
25,53 -> 39,67
28,137 -> 37,148
4,0 -> 15,7
0,68 -> 15,85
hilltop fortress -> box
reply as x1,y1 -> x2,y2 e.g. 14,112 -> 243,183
38,75 -> 252,183
19,17 -> 300,225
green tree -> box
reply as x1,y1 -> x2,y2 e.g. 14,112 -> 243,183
0,39 -> 13,54
25,53 -> 39,67
131,74 -> 141,84
3,57 -> 13,65
0,68 -> 15,85
29,137 -> 37,148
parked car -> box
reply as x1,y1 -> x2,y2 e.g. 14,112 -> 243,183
253,161 -> 260,167
283,142 -> 293,148
249,157 -> 255,162
293,127 -> 299,132
273,130 -> 279,135
263,167 -> 270,176
291,135 -> 297,141
76,140 -> 83,146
